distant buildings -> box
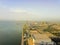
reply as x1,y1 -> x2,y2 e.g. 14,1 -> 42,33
23,21 -> 60,45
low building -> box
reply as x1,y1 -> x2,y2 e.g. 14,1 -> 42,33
28,30 -> 55,45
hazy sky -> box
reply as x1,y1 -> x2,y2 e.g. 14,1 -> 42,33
0,0 -> 60,21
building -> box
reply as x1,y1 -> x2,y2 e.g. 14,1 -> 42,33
28,30 -> 55,45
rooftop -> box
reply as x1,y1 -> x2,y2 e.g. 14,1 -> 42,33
30,30 -> 52,43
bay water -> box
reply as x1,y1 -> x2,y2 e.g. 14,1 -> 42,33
0,21 -> 24,45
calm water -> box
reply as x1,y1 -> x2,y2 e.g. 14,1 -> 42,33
0,21 -> 24,45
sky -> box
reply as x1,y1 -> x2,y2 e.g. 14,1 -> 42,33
0,0 -> 60,21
